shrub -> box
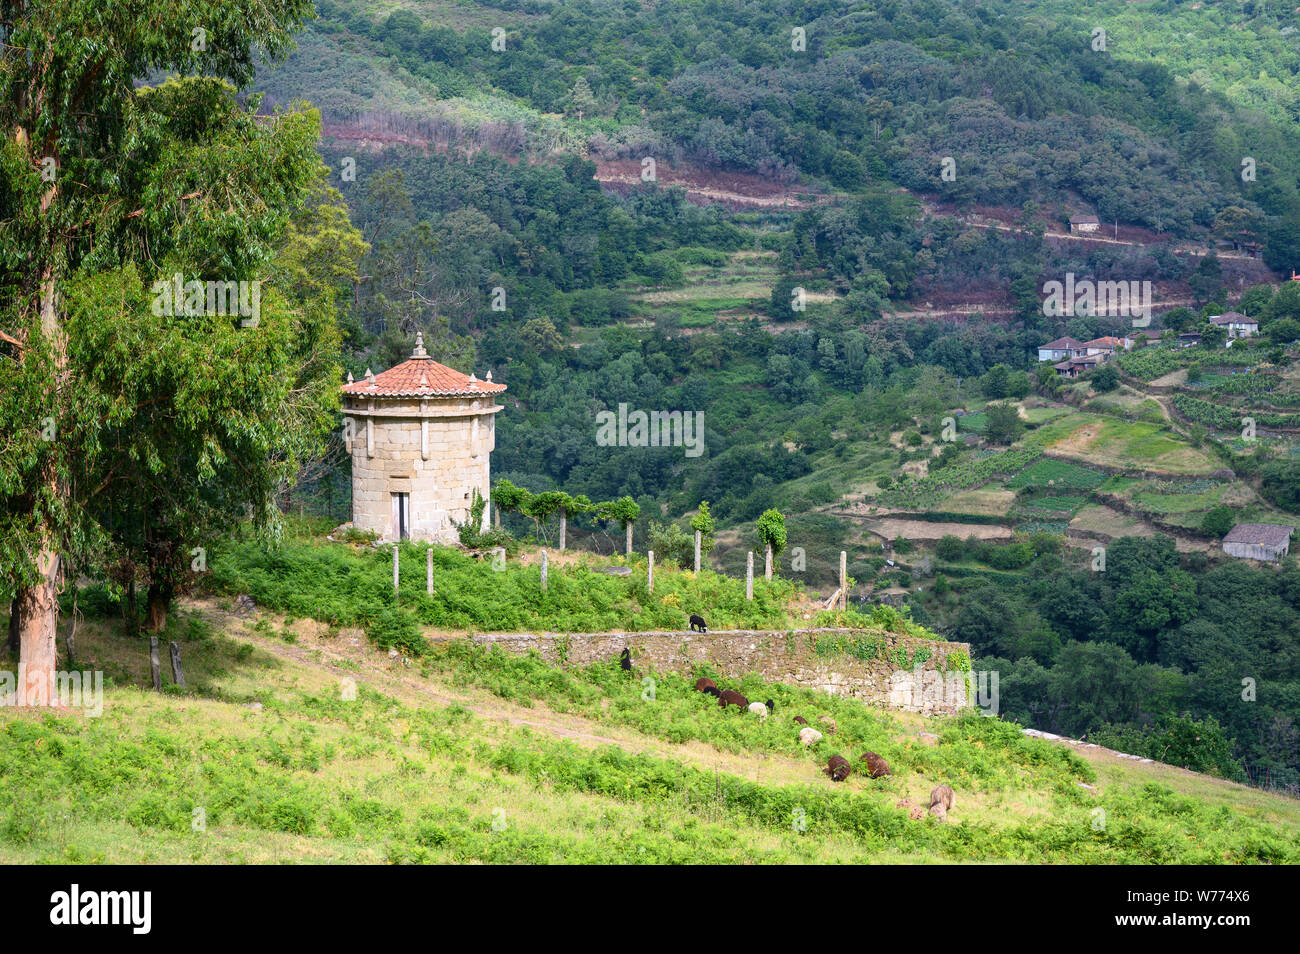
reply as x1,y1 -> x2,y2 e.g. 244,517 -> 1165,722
1200,505 -> 1235,537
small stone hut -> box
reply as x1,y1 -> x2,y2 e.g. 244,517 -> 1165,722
341,333 -> 505,542
1222,523 -> 1293,562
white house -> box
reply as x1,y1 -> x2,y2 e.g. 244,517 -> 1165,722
1069,214 -> 1100,234
1208,312 -> 1258,339
1082,335 -> 1132,356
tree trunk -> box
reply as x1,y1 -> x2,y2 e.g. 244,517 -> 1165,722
17,550 -> 60,705
6,595 -> 19,657
17,271 -> 64,705
64,591 -> 77,669
125,579 -> 139,636
145,580 -> 172,633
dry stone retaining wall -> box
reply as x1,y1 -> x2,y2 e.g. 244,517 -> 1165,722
468,627 -> 973,716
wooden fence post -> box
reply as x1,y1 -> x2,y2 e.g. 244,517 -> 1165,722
746,551 -> 754,601
694,530 -> 701,573
149,636 -> 161,691
648,551 -> 654,593
540,548 -> 548,592
169,642 -> 187,689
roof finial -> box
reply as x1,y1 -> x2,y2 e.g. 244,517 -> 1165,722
365,368 -> 374,387
412,331 -> 428,359
346,371 -> 354,384
485,370 -> 493,382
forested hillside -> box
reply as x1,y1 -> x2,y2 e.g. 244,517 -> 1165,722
253,1 -> 1300,792
4,0 -> 1298,863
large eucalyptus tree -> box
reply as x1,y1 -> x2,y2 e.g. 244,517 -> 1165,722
0,1 -> 322,702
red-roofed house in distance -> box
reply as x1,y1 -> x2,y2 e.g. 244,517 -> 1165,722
341,333 -> 505,542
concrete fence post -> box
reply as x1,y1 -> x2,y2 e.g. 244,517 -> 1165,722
765,543 -> 772,581
840,550 -> 847,610
694,530 -> 701,574
393,545 -> 400,596
746,551 -> 754,601
648,550 -> 654,593
427,546 -> 434,595
540,548 -> 548,593
149,636 -> 161,691
559,508 -> 567,551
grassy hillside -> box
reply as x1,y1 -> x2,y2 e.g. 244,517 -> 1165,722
1,602 -> 1296,864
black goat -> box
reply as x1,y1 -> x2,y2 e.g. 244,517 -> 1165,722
689,614 -> 708,633
619,647 -> 632,672
824,755 -> 851,782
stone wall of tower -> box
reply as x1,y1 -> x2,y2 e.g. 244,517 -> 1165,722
344,395 -> 499,543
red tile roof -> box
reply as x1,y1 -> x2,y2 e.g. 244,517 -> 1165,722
341,334 -> 506,398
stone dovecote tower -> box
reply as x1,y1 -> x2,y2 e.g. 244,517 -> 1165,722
341,333 -> 506,543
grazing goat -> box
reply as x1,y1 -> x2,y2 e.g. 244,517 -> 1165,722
860,751 -> 892,778
764,698 -> 775,713
824,755 -> 851,782
793,716 -> 808,726
694,677 -> 719,695
689,614 -> 708,633
619,647 -> 632,672
747,701 -> 769,721
929,784 -> 955,821
718,689 -> 749,711
818,716 -> 838,734
798,727 -> 824,746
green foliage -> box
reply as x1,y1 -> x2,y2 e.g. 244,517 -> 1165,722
647,521 -> 693,568
209,538 -> 805,637
0,4 -> 331,624
1260,460 -> 1300,513
983,403 -> 1026,445
1200,505 -> 1235,538
1089,717 -> 1246,783
1091,364 -> 1120,393
755,508 -> 788,558
689,501 -> 716,562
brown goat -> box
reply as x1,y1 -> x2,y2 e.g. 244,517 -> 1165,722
824,755 -> 851,782
793,716 -> 809,725
718,689 -> 749,711
695,677 -> 719,694
860,751 -> 893,778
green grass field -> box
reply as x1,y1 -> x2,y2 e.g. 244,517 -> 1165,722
2,604 -> 1297,864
